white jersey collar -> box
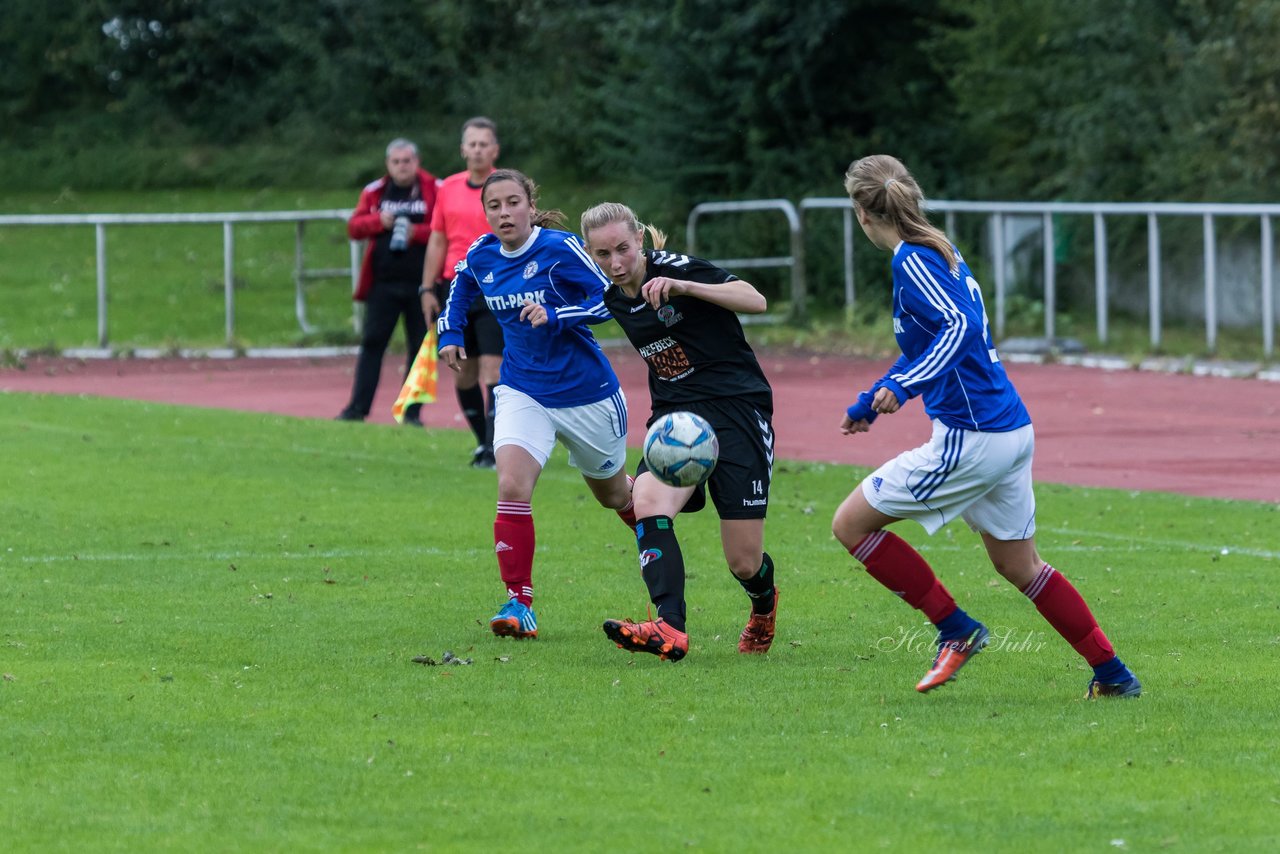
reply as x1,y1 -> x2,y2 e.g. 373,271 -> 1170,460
501,226 -> 541,259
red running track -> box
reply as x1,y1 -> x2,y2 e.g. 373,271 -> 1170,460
3,348 -> 1277,503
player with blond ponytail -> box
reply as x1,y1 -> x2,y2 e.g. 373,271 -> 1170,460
580,201 -> 779,662
833,154 -> 1141,699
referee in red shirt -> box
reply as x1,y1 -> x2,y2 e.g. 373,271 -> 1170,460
420,117 -> 505,468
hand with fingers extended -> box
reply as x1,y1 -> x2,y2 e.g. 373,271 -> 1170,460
439,344 -> 467,372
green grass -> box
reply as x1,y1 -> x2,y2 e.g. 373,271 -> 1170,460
2,393 -> 1278,851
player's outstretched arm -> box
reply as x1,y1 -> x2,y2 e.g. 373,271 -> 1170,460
642,276 -> 767,314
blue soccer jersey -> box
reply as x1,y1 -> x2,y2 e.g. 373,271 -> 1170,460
438,226 -> 619,407
878,241 -> 1030,432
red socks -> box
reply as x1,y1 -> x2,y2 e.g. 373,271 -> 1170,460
494,477 -> 632,609
494,501 -> 534,605
852,532 -> 1116,667
1022,563 -> 1115,665
616,475 -> 638,531
850,531 -> 958,623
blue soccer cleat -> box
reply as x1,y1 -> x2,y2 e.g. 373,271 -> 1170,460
490,598 -> 538,639
1085,675 -> 1142,699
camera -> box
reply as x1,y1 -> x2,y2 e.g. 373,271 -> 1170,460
389,216 -> 411,252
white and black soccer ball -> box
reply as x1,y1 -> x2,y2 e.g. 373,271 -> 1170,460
642,411 -> 719,488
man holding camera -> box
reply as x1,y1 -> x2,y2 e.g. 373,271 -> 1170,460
336,138 -> 439,423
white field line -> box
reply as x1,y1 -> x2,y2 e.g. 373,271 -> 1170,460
917,526 -> 1279,561
4,546 -> 491,565
4,417 -> 412,466
11,530 -> 1277,566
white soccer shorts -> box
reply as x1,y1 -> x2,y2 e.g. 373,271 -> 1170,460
492,385 -> 629,479
861,420 -> 1037,541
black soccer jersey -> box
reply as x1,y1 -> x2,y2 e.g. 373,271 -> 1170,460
604,249 -> 772,410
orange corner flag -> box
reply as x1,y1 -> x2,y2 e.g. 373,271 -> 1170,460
392,327 -> 438,423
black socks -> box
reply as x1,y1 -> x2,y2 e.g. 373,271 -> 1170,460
456,384 -> 487,446
636,515 -> 686,632
736,552 -> 776,614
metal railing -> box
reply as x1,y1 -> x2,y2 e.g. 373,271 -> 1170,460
686,199 -> 805,322
0,209 -> 357,348
6,200 -> 1276,358
799,198 -> 1279,357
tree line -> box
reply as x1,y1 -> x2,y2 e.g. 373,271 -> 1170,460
4,0 -> 1276,209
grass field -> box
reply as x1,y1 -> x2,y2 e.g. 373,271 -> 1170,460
3,393 -> 1278,851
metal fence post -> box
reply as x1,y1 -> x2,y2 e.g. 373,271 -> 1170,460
1042,212 -> 1055,340
1260,214 -> 1274,359
992,213 -> 1006,340
1203,214 -> 1217,353
1094,212 -> 1108,344
93,224 -> 108,350
1148,213 -> 1162,349
349,239 -> 363,333
841,207 -> 855,322
294,221 -> 309,334
94,225 -> 108,353
788,202 -> 806,322
223,221 -> 235,345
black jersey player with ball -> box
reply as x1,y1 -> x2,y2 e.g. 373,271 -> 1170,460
580,201 -> 779,662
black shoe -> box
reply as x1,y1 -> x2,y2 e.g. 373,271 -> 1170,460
403,405 -> 423,427
470,445 -> 496,469
334,409 -> 365,422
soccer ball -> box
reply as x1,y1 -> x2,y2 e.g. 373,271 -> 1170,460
642,411 -> 719,488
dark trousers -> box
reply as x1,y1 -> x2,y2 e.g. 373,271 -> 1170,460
342,280 -> 427,417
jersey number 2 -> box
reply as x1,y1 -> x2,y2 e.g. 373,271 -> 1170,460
965,276 -> 1000,363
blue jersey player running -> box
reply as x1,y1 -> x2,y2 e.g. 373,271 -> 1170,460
832,155 -> 1141,700
438,169 -> 636,640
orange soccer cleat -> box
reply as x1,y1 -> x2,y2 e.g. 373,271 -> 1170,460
602,617 -> 689,661
915,623 -> 989,693
738,588 -> 779,654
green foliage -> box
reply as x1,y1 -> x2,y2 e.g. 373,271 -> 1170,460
934,0 -> 1280,201
5,0 -> 1275,209
0,0 -> 108,123
2,393 -> 1279,849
